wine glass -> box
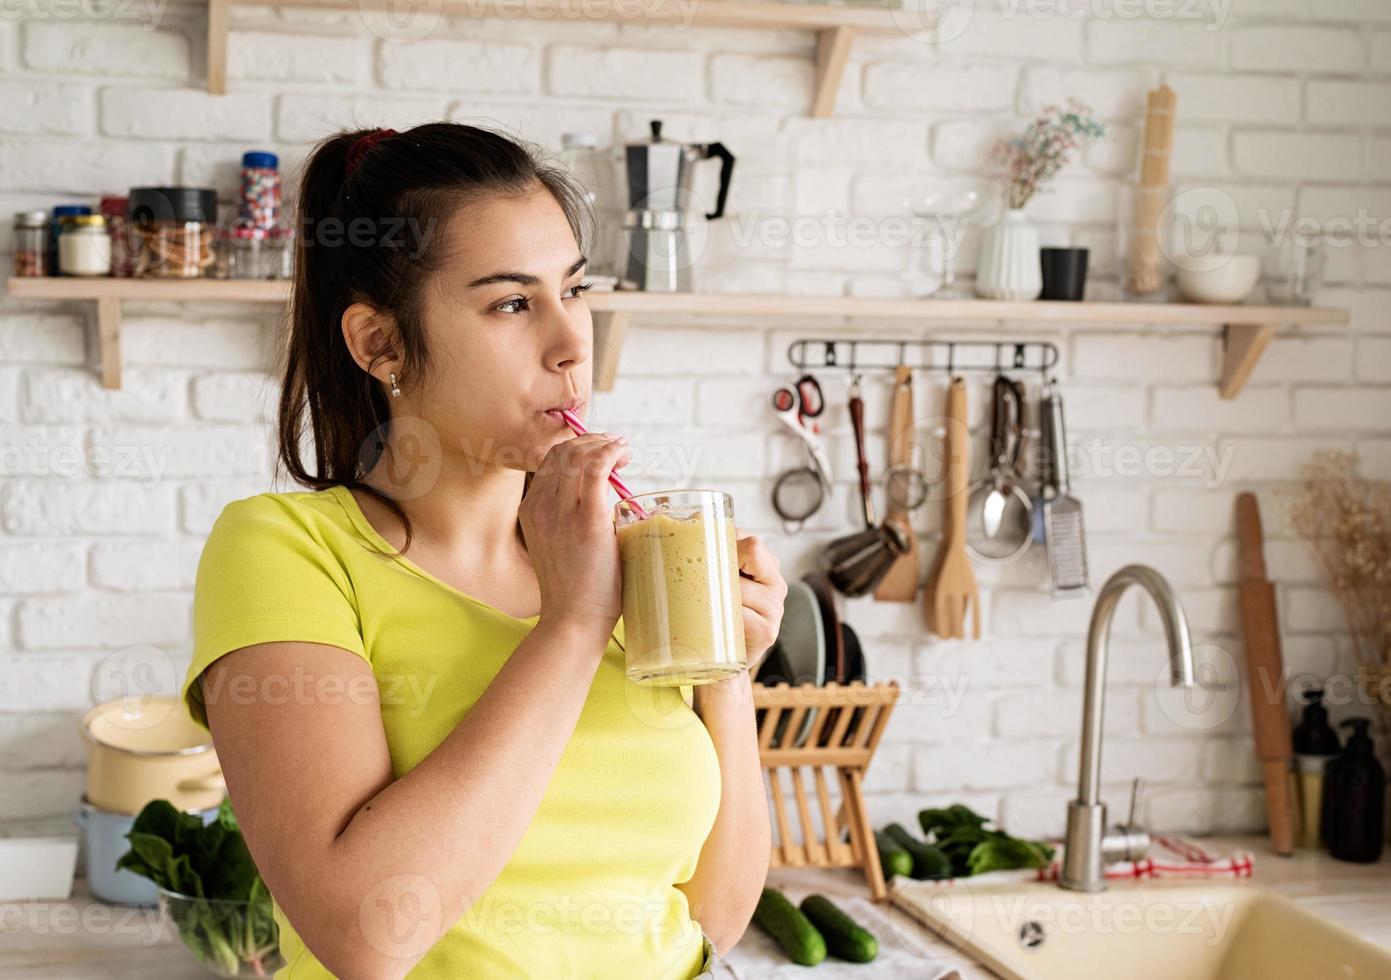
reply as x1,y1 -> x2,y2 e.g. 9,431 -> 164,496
909,185 -> 990,299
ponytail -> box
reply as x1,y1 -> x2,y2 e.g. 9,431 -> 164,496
275,123 -> 585,551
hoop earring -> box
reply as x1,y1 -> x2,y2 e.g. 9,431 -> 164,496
389,372 -> 401,398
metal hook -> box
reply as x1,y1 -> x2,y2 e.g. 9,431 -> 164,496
946,342 -> 955,376
848,340 -> 858,374
994,343 -> 1003,372
1013,343 -> 1026,370
897,341 -> 907,367
824,340 -> 837,367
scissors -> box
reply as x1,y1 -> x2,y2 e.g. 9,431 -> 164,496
771,374 -> 832,487
771,374 -> 833,529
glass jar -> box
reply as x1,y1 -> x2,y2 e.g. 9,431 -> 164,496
558,132 -> 621,280
48,205 -> 91,274
99,195 -> 132,278
58,214 -> 112,276
614,489 -> 747,686
238,151 -> 281,233
221,225 -> 294,280
129,186 -> 218,279
13,210 -> 48,277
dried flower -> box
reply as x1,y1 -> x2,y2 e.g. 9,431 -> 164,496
991,100 -> 1107,211
1285,451 -> 1391,712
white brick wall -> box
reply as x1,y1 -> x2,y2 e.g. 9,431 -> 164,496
0,4 -> 1387,847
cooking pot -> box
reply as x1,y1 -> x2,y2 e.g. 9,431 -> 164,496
81,695 -> 225,816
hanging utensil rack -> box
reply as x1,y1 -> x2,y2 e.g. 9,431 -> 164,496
787,338 -> 1061,378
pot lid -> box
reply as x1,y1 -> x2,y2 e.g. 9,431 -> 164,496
82,695 -> 213,756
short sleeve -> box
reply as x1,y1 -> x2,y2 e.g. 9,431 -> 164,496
182,493 -> 369,730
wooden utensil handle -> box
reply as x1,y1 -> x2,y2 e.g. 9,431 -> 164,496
945,378 -> 968,532
888,365 -> 913,468
850,394 -> 872,510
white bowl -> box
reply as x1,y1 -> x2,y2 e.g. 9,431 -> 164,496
1177,255 -> 1262,304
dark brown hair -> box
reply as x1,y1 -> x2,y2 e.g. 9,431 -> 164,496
276,123 -> 587,550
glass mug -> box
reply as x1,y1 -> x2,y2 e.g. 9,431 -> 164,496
614,489 -> 747,686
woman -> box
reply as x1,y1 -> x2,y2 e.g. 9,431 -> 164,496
181,123 -> 785,980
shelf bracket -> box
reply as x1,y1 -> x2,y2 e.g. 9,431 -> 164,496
593,310 -> 631,392
96,297 -> 123,390
812,26 -> 855,118
1220,322 -> 1274,400
208,0 -> 230,95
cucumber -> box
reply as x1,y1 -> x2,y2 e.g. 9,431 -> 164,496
883,822 -> 952,879
752,887 -> 826,966
799,894 -> 878,963
874,829 -> 914,881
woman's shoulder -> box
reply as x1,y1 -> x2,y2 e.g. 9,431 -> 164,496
205,486 -> 368,563
212,486 -> 354,535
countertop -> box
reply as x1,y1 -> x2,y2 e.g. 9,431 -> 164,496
3,838 -> 1387,979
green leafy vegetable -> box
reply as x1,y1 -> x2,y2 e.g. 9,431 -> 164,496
117,799 -> 280,977
913,803 -> 1055,877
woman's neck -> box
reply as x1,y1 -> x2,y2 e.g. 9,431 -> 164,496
360,437 -> 529,564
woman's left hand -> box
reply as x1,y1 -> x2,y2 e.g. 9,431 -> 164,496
736,530 -> 787,675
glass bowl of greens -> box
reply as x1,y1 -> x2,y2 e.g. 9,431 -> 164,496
117,798 -> 283,978
156,886 -> 284,978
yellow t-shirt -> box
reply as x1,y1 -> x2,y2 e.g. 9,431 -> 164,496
181,486 -> 721,980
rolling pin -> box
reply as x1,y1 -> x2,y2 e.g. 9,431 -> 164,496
1236,492 -> 1296,856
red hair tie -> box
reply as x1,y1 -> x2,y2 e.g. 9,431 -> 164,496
345,128 -> 397,176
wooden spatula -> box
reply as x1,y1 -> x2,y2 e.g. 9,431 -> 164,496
875,365 -> 920,602
1236,492 -> 1296,856
925,378 -> 980,639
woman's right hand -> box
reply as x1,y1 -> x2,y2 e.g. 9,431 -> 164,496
520,432 -> 631,640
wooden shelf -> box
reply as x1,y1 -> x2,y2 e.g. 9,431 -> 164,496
207,0 -> 915,115
5,277 -> 1349,397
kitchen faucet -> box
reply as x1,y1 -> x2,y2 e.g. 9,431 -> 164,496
1060,565 -> 1196,892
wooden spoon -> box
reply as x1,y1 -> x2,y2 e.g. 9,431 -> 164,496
925,377 -> 981,639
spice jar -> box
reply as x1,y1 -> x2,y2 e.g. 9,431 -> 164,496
13,210 -> 49,277
59,214 -> 112,277
238,151 -> 280,232
48,205 -> 91,273
128,187 -> 218,279
99,195 -> 131,278
221,224 -> 295,280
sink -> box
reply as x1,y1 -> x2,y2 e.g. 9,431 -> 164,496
891,878 -> 1391,980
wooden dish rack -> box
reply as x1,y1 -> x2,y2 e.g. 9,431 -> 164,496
753,680 -> 900,901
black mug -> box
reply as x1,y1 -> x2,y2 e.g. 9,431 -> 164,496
1040,247 -> 1090,301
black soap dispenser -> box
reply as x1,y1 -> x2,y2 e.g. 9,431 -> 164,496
1327,718 -> 1385,864
1291,687 -> 1342,848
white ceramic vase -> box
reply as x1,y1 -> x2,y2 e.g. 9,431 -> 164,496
974,208 -> 1042,301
